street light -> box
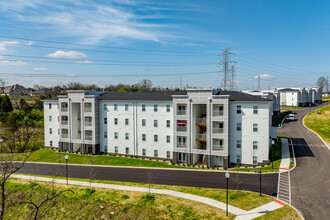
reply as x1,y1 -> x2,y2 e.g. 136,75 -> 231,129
271,140 -> 275,170
0,138 -> 3,153
259,169 -> 262,196
65,155 -> 68,185
225,171 -> 230,216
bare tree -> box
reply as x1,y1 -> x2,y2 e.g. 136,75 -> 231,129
316,76 -> 328,92
88,160 -> 95,188
0,152 -> 32,220
146,168 -> 158,195
19,177 -> 73,220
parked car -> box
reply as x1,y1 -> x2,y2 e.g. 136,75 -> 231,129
287,113 -> 295,121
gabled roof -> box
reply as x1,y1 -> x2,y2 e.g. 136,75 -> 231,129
99,91 -> 187,101
3,84 -> 28,93
215,90 -> 272,102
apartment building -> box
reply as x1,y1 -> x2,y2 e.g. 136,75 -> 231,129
278,87 -> 322,106
43,89 -> 276,167
243,89 -> 280,116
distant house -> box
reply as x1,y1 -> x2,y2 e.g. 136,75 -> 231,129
31,89 -> 53,96
2,84 -> 29,96
322,92 -> 330,97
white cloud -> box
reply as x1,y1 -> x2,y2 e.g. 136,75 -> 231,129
46,50 -> 88,59
33,67 -> 47,71
254,74 -> 274,79
0,60 -> 28,66
75,60 -> 94,64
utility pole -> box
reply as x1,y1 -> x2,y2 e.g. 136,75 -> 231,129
218,49 -> 235,91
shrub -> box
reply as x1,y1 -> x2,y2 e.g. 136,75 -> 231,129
192,164 -> 195,167
163,159 -> 166,162
267,162 -> 271,166
149,158 -> 152,160
212,165 -> 215,169
224,166 -> 228,170
142,194 -> 155,202
121,194 -> 130,200
244,165 -> 248,168
261,164 -> 265,167
170,159 -> 173,163
125,155 -> 128,158
206,165 -> 209,169
236,164 -> 239,168
156,159 -> 159,162
253,165 -> 256,168
141,157 -> 145,160
202,165 -> 204,169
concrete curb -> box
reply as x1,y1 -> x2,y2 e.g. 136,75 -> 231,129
21,161 -> 279,175
288,203 -> 305,220
289,138 -> 297,170
278,114 -> 289,128
302,113 -> 330,151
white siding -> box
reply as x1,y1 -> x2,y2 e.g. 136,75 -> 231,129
44,101 -> 59,148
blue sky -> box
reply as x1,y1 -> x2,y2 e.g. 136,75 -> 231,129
0,0 -> 329,90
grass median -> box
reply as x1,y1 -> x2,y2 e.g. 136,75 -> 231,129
304,105 -> 330,143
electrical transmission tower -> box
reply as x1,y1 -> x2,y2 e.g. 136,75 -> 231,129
218,49 -> 235,91
257,75 -> 261,90
229,65 -> 236,90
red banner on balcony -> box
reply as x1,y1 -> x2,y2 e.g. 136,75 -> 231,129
177,122 -> 187,125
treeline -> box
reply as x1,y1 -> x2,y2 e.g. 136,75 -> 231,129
0,95 -> 43,153
36,79 -> 182,95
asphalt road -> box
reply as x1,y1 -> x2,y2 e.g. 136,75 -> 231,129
17,162 -> 278,196
278,102 -> 330,220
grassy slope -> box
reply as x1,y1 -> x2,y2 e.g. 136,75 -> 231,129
254,205 -> 302,220
27,149 -> 177,168
304,105 -> 330,143
14,173 -> 274,211
6,179 -> 235,220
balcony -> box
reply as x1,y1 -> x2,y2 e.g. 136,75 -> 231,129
212,127 -> 224,133
85,136 -> 93,141
84,107 -> 92,113
85,121 -> 92,126
196,118 -> 206,126
213,145 -> 224,150
61,107 -> 68,112
177,142 -> 187,148
62,134 -> 68,138
196,133 -> 207,142
213,110 -> 224,116
177,110 -> 186,115
61,120 -> 68,126
177,126 -> 187,132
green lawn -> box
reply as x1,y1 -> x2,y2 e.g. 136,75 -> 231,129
7,179 -> 235,219
26,149 -> 178,168
254,205 -> 302,220
280,106 -> 306,110
304,105 -> 330,143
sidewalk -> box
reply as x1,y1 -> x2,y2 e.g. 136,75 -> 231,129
279,138 -> 291,172
11,174 -> 286,219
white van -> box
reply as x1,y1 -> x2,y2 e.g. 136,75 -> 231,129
287,114 -> 295,121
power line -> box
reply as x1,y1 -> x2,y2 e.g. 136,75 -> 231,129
0,35 -> 218,55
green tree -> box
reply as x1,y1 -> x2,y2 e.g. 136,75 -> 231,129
0,96 -> 12,113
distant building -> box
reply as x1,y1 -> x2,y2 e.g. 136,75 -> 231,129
43,89 -> 277,167
31,88 -> 53,96
2,84 -> 29,96
322,92 -> 330,97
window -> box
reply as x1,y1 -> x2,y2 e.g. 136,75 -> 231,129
253,123 -> 258,132
178,153 -> 186,162
115,146 -> 118,153
125,147 -> 129,154
142,119 -> 146,126
104,104 -> 107,110
236,155 -> 241,163
142,149 -> 146,156
154,120 -> 158,127
49,103 -> 52,109
50,141 -> 53,147
237,105 -> 241,114
236,123 -> 241,131
114,132 -> 118,139
104,131 -> 107,138
114,118 -> 118,125
104,118 -> 107,124
253,141 -> 258,149
166,120 -> 170,128
49,128 -> 52,134
253,106 -> 258,114
125,133 -> 129,140
166,135 -> 170,143
125,118 -> 129,125
166,151 -> 171,159
253,156 -> 258,165
58,116 -> 59,122
142,134 -> 146,141
236,140 -> 241,148
142,104 -> 146,111
49,116 -> 52,122
154,150 -> 158,157
104,145 -> 107,152
154,104 -> 158,112
125,104 -> 128,111
166,104 -> 170,112
154,135 -> 158,142
114,104 -> 117,111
